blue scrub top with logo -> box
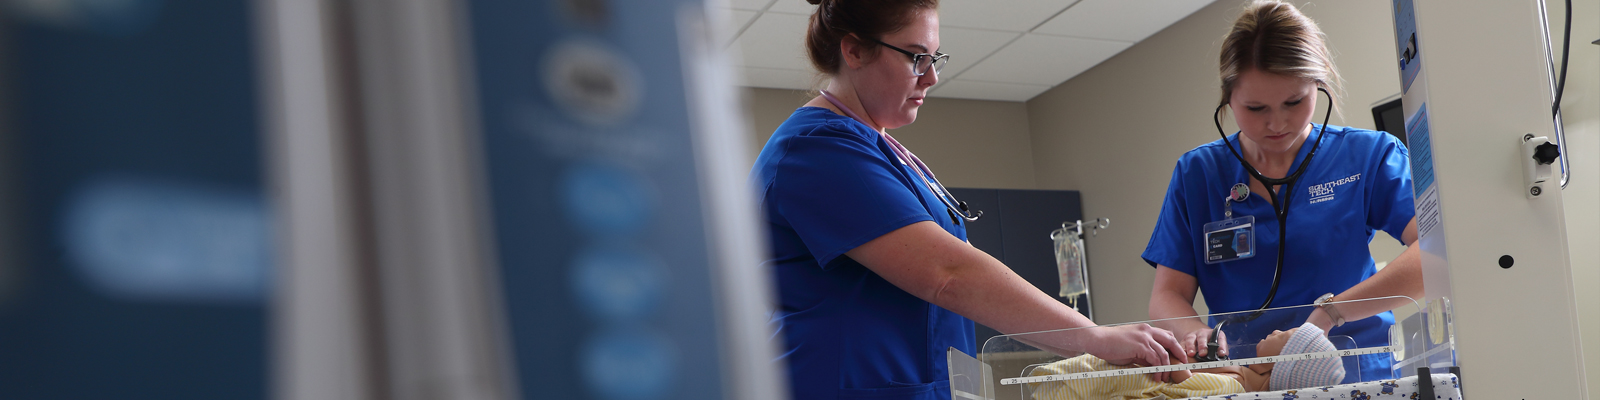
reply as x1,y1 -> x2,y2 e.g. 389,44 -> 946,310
751,107 -> 975,400
1142,124 -> 1414,382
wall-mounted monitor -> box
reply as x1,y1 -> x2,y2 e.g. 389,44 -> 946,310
1372,97 -> 1407,146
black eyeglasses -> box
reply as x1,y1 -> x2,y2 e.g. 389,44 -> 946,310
871,38 -> 949,77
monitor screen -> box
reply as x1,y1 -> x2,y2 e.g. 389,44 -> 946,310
1372,98 -> 1407,146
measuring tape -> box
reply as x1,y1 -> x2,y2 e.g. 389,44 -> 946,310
999,345 -> 1398,386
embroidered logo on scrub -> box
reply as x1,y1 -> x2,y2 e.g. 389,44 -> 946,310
1308,173 -> 1360,204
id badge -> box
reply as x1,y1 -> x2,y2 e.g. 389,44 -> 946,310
1203,215 -> 1256,264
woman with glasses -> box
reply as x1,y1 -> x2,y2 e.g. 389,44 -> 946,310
750,1 -> 1184,398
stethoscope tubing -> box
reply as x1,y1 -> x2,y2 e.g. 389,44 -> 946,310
818,90 -> 981,222
884,132 -> 979,223
1197,87 -> 1333,361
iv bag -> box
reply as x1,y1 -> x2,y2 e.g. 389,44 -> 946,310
1052,227 -> 1088,307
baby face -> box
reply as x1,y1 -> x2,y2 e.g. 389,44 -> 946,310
1244,328 -> 1298,375
1257,328 -> 1297,357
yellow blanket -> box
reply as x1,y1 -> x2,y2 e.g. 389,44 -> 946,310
1027,355 -> 1244,400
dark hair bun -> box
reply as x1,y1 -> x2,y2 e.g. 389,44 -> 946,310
803,0 -> 937,75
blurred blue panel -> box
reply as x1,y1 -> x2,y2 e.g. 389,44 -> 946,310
465,0 -> 728,399
0,1 -> 270,399
62,176 -> 271,303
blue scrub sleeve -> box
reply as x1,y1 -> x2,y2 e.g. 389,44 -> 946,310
1142,161 -> 1198,276
768,123 -> 933,269
1365,136 -> 1415,243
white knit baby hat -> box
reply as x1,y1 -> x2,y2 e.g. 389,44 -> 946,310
1268,322 -> 1348,391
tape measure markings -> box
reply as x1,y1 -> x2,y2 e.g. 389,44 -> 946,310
999,345 -> 1397,386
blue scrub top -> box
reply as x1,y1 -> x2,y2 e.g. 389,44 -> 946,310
752,107 -> 975,400
1142,125 -> 1414,382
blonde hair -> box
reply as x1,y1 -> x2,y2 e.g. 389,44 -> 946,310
1218,1 -> 1343,112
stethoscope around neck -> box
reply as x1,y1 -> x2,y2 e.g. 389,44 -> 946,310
818,90 -> 982,224
1194,87 -> 1332,362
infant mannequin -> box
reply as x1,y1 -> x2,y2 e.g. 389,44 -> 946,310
1027,323 -> 1346,400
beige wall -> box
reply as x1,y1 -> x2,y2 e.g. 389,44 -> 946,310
1025,0 -> 1236,326
742,87 -> 1039,190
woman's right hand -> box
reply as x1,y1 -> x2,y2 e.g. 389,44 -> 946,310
1150,266 -> 1218,358
1181,327 -> 1228,360
1081,324 -> 1186,383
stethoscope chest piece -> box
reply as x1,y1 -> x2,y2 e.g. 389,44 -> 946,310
947,200 -> 980,225
1194,321 -> 1230,362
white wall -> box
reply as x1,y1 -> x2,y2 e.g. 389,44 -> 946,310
742,87 -> 1039,190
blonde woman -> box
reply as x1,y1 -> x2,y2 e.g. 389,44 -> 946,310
1144,1 -> 1423,383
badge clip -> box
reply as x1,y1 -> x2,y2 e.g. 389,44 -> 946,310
1209,183 -> 1256,264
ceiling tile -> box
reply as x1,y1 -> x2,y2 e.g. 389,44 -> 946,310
723,10 -> 759,46
730,0 -> 774,11
929,80 -> 1051,102
732,12 -> 812,70
767,0 -> 817,15
954,33 -> 1129,85
936,27 -> 1021,78
738,66 -> 817,90
939,0 -> 1079,31
1033,0 -> 1213,42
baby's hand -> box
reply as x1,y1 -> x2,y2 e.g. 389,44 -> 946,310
1165,354 -> 1192,384
1167,369 -> 1192,384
